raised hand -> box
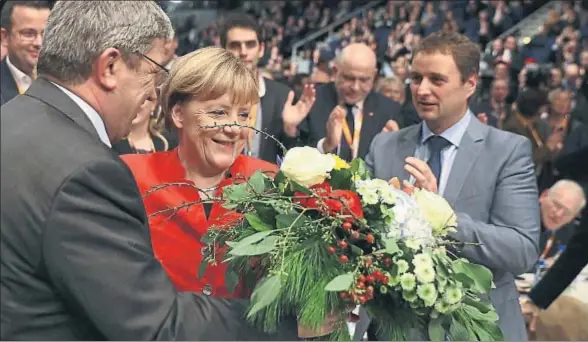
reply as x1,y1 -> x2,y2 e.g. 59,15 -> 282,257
404,157 -> 438,193
322,105 -> 347,153
297,305 -> 359,338
382,119 -> 400,132
283,84 -> 316,137
477,112 -> 489,125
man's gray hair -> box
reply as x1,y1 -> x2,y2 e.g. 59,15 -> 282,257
37,1 -> 173,85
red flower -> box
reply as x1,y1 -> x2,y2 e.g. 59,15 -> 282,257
294,182 -> 364,220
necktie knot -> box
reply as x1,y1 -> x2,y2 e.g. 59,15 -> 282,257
426,135 -> 451,154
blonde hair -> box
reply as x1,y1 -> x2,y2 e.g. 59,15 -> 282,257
160,47 -> 259,122
376,77 -> 404,92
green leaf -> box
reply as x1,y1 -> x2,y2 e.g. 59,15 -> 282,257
245,213 -> 273,232
197,260 -> 208,280
230,236 -> 278,256
462,295 -> 493,314
290,180 -> 312,194
224,183 -> 250,202
428,317 -> 445,341
350,158 -> 369,178
230,230 -> 273,250
200,233 -> 214,245
225,267 -> 240,294
247,275 -> 282,318
449,316 -> 470,341
273,171 -> 287,186
276,213 -> 308,230
248,171 -> 266,194
329,169 -> 353,190
324,272 -> 354,292
462,304 -> 499,322
350,244 -> 364,256
252,203 -> 276,225
452,259 -> 493,294
383,237 -> 401,255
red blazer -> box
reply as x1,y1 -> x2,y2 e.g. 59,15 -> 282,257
122,149 -> 278,298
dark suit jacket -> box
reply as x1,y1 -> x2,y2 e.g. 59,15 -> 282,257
0,58 -> 19,106
0,78 -> 298,340
258,78 -> 300,163
529,206 -> 588,309
300,82 -> 403,160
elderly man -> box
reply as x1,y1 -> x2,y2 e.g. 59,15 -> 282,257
539,179 -> 586,243
0,1 -> 329,340
0,0 -> 50,105
300,43 -> 408,161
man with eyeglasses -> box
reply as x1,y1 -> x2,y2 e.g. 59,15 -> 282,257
0,0 -> 51,106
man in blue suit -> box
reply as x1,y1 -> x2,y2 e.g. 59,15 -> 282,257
355,32 -> 540,341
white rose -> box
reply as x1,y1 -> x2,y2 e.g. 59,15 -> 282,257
413,189 -> 457,236
280,147 -> 335,187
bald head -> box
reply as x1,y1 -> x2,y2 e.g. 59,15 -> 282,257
337,43 -> 377,70
334,43 -> 377,104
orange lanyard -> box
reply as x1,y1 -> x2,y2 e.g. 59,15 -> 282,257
246,103 -> 258,155
516,113 -> 543,148
341,109 -> 363,159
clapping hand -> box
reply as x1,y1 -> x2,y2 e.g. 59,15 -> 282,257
382,119 -> 400,132
283,84 -> 316,137
322,105 -> 347,153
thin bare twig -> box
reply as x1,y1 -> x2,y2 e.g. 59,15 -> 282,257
198,122 -> 288,156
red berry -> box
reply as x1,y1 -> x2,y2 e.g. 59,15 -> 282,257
337,240 -> 348,249
358,275 -> 366,283
366,275 -> 376,284
381,276 -> 389,285
356,281 -> 365,289
342,222 -> 352,231
339,255 -> 349,263
350,230 -> 360,239
366,234 -> 375,244
372,271 -> 382,279
328,246 -> 336,254
384,257 -> 392,266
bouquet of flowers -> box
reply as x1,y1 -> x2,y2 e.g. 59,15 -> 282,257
199,146 -> 504,341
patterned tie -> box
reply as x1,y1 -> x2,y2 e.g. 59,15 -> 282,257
426,136 -> 452,184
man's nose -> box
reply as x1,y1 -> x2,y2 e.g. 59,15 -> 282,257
33,32 -> 43,47
416,79 -> 433,96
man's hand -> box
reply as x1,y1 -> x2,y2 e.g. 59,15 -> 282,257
546,129 -> 565,153
404,157 -> 438,193
297,305 -> 359,338
520,298 -> 540,333
322,105 -> 347,153
382,119 -> 400,132
283,85 -> 316,137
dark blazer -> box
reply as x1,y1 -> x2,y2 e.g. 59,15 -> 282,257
300,82 -> 403,160
0,58 -> 19,106
258,77 -> 300,163
529,206 -> 588,309
0,78 -> 297,340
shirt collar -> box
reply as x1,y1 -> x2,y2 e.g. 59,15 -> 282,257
420,109 -> 473,147
6,56 -> 32,90
51,82 -> 112,147
258,74 -> 266,97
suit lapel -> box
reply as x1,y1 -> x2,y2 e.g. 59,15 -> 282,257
259,78 -> 276,159
443,116 -> 487,206
24,78 -> 102,142
392,124 -> 421,182
0,59 -> 20,103
358,93 -> 378,158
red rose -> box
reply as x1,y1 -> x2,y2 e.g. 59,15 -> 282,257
293,182 -> 332,208
326,190 -> 364,219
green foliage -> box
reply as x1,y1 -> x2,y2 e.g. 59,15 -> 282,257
330,168 -> 353,190
324,272 -> 354,292
245,213 -> 273,232
197,260 -> 208,280
248,171 -> 267,194
276,212 -> 309,230
452,259 -> 493,294
225,266 -> 240,293
428,317 -> 445,341
248,275 -> 282,318
229,235 -> 278,256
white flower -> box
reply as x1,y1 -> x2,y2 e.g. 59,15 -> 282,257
412,189 -> 457,236
442,287 -> 463,305
396,260 -> 410,274
400,273 -> 416,291
417,283 -> 438,307
360,189 -> 379,205
280,147 -> 335,187
412,253 -> 434,268
380,187 -> 397,205
414,265 -> 436,283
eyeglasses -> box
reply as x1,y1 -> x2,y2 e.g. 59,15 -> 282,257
138,52 -> 170,74
14,29 -> 44,42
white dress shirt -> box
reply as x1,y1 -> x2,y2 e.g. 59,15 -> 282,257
412,110 -> 472,196
6,56 -> 33,93
51,82 -> 112,147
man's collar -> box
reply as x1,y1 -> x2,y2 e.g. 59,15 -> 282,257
50,82 -> 112,147
258,73 -> 266,98
6,55 -> 32,86
420,109 -> 473,147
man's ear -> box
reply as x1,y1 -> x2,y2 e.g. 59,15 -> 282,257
171,104 -> 184,129
258,41 -> 265,59
465,73 -> 478,98
0,28 -> 9,46
94,48 -> 124,91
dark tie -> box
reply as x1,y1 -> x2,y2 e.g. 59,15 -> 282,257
426,136 -> 452,183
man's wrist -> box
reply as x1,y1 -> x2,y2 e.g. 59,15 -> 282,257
283,124 -> 299,138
